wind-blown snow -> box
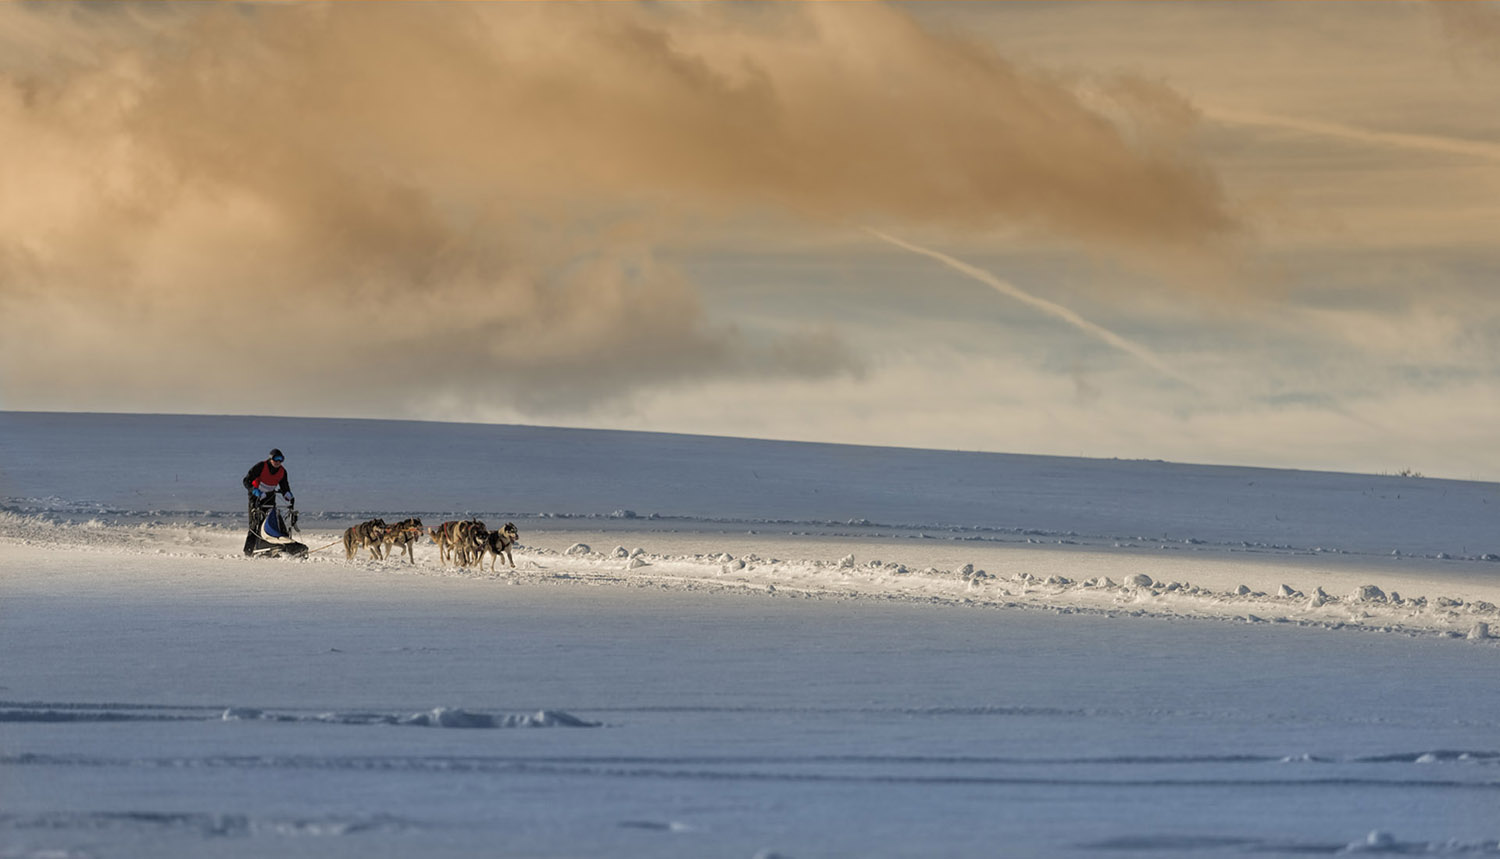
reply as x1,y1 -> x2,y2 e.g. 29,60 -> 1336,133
2,412 -> 1497,857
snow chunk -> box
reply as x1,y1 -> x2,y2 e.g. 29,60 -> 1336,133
1352,584 -> 1387,603
400,708 -> 599,728
566,543 -> 591,556
399,707 -> 495,728
1469,622 -> 1491,641
223,706 -> 599,728
1343,830 -> 1396,852
1125,574 -> 1154,588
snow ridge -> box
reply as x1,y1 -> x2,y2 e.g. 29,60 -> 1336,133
222,707 -> 599,728
5,513 -> 1498,642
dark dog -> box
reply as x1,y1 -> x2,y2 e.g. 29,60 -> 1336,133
480,522 -> 520,571
343,518 -> 387,561
379,517 -> 424,564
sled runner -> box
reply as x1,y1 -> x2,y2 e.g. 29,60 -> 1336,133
244,499 -> 308,558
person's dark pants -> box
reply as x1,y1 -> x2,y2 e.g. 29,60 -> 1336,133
244,494 -> 275,556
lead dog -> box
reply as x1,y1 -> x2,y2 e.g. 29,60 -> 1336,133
480,522 -> 520,571
379,517 -> 424,565
343,518 -> 387,561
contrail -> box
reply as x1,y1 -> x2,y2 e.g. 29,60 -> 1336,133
1205,107 -> 1500,162
865,228 -> 1199,389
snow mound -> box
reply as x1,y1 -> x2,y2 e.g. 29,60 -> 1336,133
1339,829 -> 1500,854
0,811 -> 419,838
221,707 -> 600,728
399,708 -> 599,729
1084,831 -> 1500,855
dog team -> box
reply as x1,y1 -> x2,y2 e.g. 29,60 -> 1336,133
342,517 -> 520,570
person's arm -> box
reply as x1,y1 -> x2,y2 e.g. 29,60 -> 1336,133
243,463 -> 261,492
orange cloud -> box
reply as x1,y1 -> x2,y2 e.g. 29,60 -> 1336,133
0,3 -> 1239,417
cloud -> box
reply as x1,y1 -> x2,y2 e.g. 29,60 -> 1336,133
585,340 -> 1500,481
1429,0 -> 1500,66
1205,107 -> 1500,163
866,228 -> 1201,389
0,3 -> 1240,417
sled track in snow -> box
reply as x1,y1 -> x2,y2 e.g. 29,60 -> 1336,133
6,510 -> 1500,643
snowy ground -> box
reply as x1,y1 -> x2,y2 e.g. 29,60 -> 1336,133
2,412 -> 1498,857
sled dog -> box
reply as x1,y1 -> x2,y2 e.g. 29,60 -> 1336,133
480,522 -> 520,571
430,519 -> 486,567
455,520 -> 489,568
380,517 -> 424,564
343,518 -> 388,561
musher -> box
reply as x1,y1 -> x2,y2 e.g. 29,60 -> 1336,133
242,448 -> 294,555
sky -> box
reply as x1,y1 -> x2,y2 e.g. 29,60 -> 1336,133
2,2 -> 1499,481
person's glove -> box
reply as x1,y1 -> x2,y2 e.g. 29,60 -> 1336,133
251,487 -> 264,499
284,492 -> 294,504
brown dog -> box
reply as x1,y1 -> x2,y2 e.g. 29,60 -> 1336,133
455,520 -> 489,568
343,518 -> 387,561
430,519 -> 486,567
379,517 -> 424,564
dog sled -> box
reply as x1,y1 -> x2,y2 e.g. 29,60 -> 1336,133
244,498 -> 308,558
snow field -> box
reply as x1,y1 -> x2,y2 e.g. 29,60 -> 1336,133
6,535 -> 1499,858
4,413 -> 1499,857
